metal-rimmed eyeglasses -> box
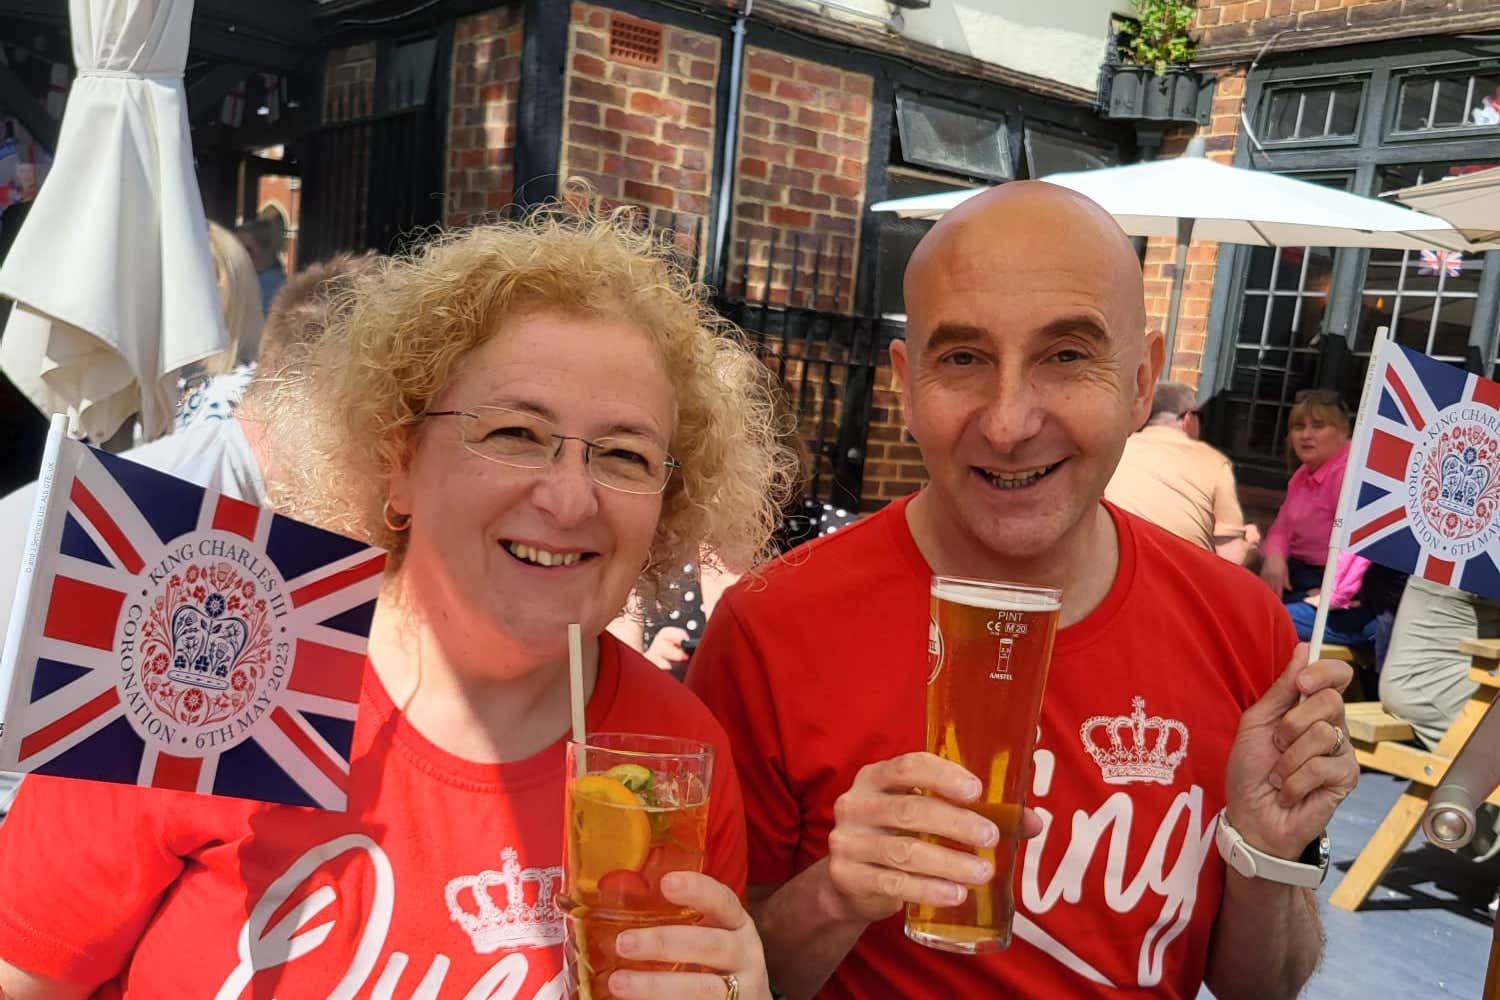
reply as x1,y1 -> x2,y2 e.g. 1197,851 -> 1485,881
425,405 -> 681,495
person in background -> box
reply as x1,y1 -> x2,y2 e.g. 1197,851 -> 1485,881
1382,579 -> 1500,750
173,221 -> 268,429
1105,380 -> 1251,564
1257,390 -> 1403,665
610,382 -> 820,677
1258,389 -> 1352,601
236,209 -> 288,317
0,209 -> 790,999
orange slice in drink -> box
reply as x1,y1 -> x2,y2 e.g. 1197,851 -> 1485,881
571,775 -> 652,893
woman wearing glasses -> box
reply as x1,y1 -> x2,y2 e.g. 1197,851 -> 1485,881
0,212 -> 790,1000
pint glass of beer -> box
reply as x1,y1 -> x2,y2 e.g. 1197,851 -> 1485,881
904,576 -> 1062,954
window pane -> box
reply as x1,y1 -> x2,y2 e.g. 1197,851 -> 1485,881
1330,86 -> 1360,135
1224,400 -> 1254,452
1302,89 -> 1332,137
1263,84 -> 1364,140
1295,295 -> 1328,346
1443,250 -> 1483,296
1273,247 -> 1308,291
1304,246 -> 1335,295
1289,350 -> 1320,396
1393,299 -> 1433,352
1357,293 -> 1394,354
1433,297 -> 1475,360
1266,296 -> 1297,347
1245,247 -> 1276,291
1266,91 -> 1298,141
1398,79 -> 1435,131
1024,127 -> 1118,178
1395,73 -> 1500,132
1474,75 -> 1500,126
1434,77 -> 1469,127
1403,251 -> 1445,294
1231,348 -> 1262,396
1236,295 -> 1269,346
387,37 -> 437,111
896,96 -> 1012,181
1248,402 -> 1283,458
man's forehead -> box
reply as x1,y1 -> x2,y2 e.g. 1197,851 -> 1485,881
904,187 -> 1144,339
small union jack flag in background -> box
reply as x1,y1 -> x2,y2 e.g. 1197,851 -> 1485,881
0,422 -> 385,809
1339,341 -> 1500,601
1418,248 -> 1465,278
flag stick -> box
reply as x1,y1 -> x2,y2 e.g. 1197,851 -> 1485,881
0,414 -> 65,746
1308,325 -> 1390,662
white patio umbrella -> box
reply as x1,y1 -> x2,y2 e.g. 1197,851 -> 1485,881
1389,165 -> 1500,244
0,0 -> 226,443
871,140 -> 1485,366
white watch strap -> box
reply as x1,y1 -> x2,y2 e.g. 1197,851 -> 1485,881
1214,808 -> 1325,889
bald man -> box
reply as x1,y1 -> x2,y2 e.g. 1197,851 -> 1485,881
689,183 -> 1356,1000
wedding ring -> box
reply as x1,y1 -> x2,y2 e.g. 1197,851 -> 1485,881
722,973 -> 741,1000
1328,724 -> 1345,757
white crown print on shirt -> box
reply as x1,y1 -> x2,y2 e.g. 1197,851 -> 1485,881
1079,696 -> 1189,786
443,847 -> 566,954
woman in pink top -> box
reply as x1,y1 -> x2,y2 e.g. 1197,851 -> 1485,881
1260,390 -> 1379,646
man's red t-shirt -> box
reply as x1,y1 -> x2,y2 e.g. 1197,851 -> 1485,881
0,635 -> 745,998
689,494 -> 1295,999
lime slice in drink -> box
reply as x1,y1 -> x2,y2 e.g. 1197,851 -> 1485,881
604,763 -> 654,793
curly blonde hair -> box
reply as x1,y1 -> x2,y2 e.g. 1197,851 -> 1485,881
265,207 -> 796,605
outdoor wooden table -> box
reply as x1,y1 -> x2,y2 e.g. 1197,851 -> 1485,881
1329,636 -> 1500,911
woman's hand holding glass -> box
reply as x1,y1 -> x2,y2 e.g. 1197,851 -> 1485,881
607,872 -> 771,1000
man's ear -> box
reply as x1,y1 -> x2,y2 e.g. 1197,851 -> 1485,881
1136,328 -> 1165,426
889,338 -> 916,441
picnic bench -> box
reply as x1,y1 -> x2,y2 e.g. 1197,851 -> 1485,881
1329,636 -> 1500,911
1321,643 -> 1376,701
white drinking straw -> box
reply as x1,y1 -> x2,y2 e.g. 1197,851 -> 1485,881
568,623 -> 586,776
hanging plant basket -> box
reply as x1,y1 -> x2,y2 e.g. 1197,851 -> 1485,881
1103,64 -> 1212,125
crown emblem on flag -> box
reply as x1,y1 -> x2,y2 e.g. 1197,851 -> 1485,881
1439,445 -> 1492,518
166,592 -> 247,691
1080,696 -> 1188,785
444,848 -> 565,954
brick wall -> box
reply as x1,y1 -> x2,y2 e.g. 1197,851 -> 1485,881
727,48 -> 873,312
1196,0 -> 1500,61
858,361 -> 927,508
447,7 -> 525,226
556,2 -> 721,268
322,44 -> 376,124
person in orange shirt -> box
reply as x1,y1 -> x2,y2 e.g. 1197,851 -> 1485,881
1105,381 -> 1251,564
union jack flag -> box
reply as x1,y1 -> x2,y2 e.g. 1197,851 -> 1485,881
0,428 -> 385,809
1339,341 -> 1500,600
1418,248 -> 1464,278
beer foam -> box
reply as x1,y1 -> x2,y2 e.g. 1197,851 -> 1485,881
932,579 -> 1060,612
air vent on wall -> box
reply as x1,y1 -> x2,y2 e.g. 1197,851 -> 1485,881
609,14 -> 663,67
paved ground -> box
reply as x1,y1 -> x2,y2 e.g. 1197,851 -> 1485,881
1201,771 -> 1497,999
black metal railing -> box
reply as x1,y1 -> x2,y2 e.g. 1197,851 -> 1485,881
714,233 -> 894,515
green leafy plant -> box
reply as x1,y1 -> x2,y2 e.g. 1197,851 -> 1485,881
1124,0 -> 1197,72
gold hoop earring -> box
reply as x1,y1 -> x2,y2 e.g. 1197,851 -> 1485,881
382,499 -> 412,533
